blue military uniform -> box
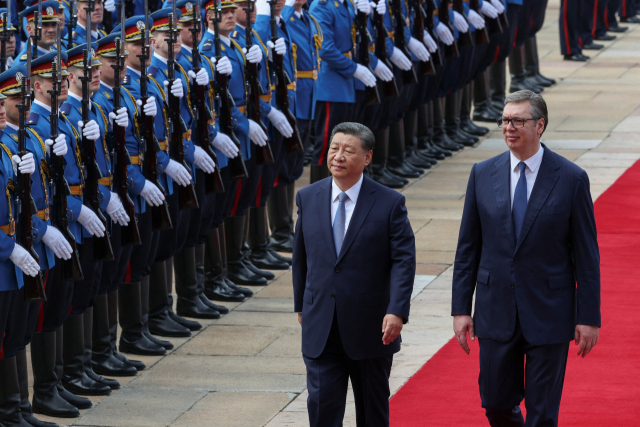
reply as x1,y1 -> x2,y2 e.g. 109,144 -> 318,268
14,1 -> 60,67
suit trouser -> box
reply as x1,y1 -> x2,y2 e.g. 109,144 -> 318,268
620,0 -> 637,17
529,0 -> 549,37
496,4 -> 523,63
515,0 -> 536,47
312,100 -> 355,166
304,312 -> 393,427
479,315 -> 570,427
559,0 -> 582,56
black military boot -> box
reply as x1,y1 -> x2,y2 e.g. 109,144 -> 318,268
371,127 -> 406,189
473,72 -> 501,123
267,186 -> 293,253
195,243 -> 229,314
444,91 -> 475,147
404,109 -> 436,168
118,282 -> 166,356
461,83 -> 489,136
416,102 -> 446,159
165,258 -> 203,331
61,314 -> 111,396
204,226 -> 246,302
175,246 -> 221,319
108,290 -> 145,371
16,349 -> 58,427
54,328 -> 92,409
524,36 -> 556,87
82,307 -> 120,391
241,214 -> 275,280
225,216 -> 267,286
433,97 -> 463,151
148,259 -> 192,339
509,45 -> 543,93
91,293 -> 137,377
30,331 -> 81,418
489,61 -> 507,111
387,120 -> 423,178
220,223 -> 254,297
0,356 -> 32,427
309,164 -> 330,184
248,206 -> 290,270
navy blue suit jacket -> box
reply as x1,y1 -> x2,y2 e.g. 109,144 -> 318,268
452,145 -> 601,346
293,175 -> 416,360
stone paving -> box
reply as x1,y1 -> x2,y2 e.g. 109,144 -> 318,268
29,2 -> 640,425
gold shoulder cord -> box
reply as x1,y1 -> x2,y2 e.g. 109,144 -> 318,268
122,87 -> 145,164
309,14 -> 323,70
251,30 -> 272,88
176,63 -> 194,119
149,76 -> 171,140
25,128 -> 50,211
1,144 -> 14,224
93,103 -> 112,171
60,115 -> 85,188
230,39 -> 249,100
201,56 -> 218,122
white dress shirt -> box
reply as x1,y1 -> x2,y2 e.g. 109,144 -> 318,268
331,174 -> 364,238
510,144 -> 544,209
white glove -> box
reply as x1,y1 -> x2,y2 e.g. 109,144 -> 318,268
243,44 -> 263,64
78,206 -> 106,237
423,30 -> 438,53
353,63 -> 377,87
370,0 -> 386,15
480,1 -> 499,18
266,38 -> 287,61
435,22 -> 455,45
45,134 -> 68,157
467,9 -> 485,29
373,60 -> 393,82
9,245 -> 40,277
490,0 -> 505,14
163,79 -> 184,103
164,159 -> 191,187
11,153 -> 35,175
285,0 -> 295,6
109,107 -> 129,128
389,48 -> 412,71
211,132 -> 239,158
213,56 -> 233,75
104,0 -> 116,12
267,107 -> 294,138
194,146 -> 216,173
407,37 -> 430,62
256,0 -> 270,15
136,96 -> 157,117
78,120 -> 100,141
356,0 -> 371,14
42,226 -> 73,260
453,11 -> 470,33
140,180 -> 165,206
105,192 -> 130,226
248,119 -> 268,147
188,68 -> 209,86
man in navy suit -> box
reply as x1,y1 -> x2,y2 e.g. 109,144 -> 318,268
453,90 -> 601,427
292,122 -> 415,427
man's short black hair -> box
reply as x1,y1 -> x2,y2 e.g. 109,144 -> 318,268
330,122 -> 375,152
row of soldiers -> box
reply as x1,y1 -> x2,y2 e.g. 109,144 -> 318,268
0,0 -> 616,426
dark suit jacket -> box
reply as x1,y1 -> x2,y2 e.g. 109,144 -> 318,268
452,145 -> 601,346
293,176 -> 416,360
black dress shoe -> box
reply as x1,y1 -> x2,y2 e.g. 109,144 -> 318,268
113,352 -> 145,371
23,413 -> 59,427
387,163 -> 421,178
564,53 -> 589,61
405,151 -> 433,169
595,33 -> 616,40
607,25 -> 627,33
227,258 -> 268,286
621,16 -> 640,23
404,162 -> 425,175
248,249 -> 289,271
510,76 -> 543,94
143,331 -> 174,350
269,235 -> 293,253
225,278 -> 253,297
168,310 -> 202,331
244,259 -> 276,279
91,355 -> 138,377
119,334 -> 166,356
176,295 -> 221,319
373,169 -> 405,188
148,310 -> 191,338
457,128 -> 480,143
447,129 -> 477,147
460,116 -> 489,136
268,248 -> 292,265
204,279 -> 245,302
412,151 -> 438,165
56,385 -> 93,409
583,42 -> 604,50
525,71 -> 556,87
85,369 -> 120,391
199,293 -> 229,314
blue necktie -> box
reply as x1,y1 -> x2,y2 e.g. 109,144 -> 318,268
333,192 -> 348,255
512,161 -> 528,240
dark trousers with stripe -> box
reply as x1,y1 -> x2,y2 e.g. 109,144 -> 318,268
276,122 -> 308,187
36,264 -> 73,333
69,238 -> 101,315
620,0 -> 638,17
98,223 -> 134,294
606,0 -> 621,27
0,291 -> 11,358
312,101 -> 354,166
559,0 -> 583,55
229,155 -> 262,217
529,0 -> 549,36
495,4 -> 523,63
580,0 -> 598,46
593,0 -> 610,38
1,288 -> 39,359
515,0 -> 536,47
185,169 -> 217,247
126,210 -> 160,283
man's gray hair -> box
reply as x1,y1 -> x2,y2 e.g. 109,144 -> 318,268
330,122 -> 376,152
504,90 -> 549,133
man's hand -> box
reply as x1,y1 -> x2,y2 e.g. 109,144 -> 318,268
298,313 -> 302,326
454,314 -> 475,355
575,324 -> 599,358
382,314 -> 403,345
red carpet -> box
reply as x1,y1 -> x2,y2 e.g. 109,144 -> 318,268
390,160 -> 640,426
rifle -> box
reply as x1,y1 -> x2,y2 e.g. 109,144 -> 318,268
66,0 -> 77,49
452,0 -> 473,47
391,0 -> 417,84
137,1 -> 172,230
211,0 -> 247,179
166,5 -> 198,209
242,0 -> 274,165
423,0 -> 442,67
267,0 -> 303,153
33,0 -> 42,59
412,0 -> 436,76
468,0 -> 489,44
48,28 -> 84,281
17,41 -> 46,301
356,3 -> 381,105
484,0 -> 504,36
373,0 -> 398,98
438,0 -> 459,58
190,1 -> 226,190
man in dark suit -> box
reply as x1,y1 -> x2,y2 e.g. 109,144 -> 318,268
452,90 -> 601,427
292,122 -> 416,427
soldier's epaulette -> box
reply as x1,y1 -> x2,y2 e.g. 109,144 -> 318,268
232,30 -> 238,38
59,103 -> 72,115
27,113 -> 39,125
318,0 -> 327,4
122,74 -> 130,85
101,90 -> 111,99
147,66 -> 158,78
202,42 -> 212,51
99,29 -> 107,36
20,53 -> 27,60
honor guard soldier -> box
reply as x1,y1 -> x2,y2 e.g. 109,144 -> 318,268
0,10 -> 17,71
0,67 -> 71,427
0,89 -> 47,427
65,0 -> 109,48
21,0 -> 69,53
15,2 -> 61,67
